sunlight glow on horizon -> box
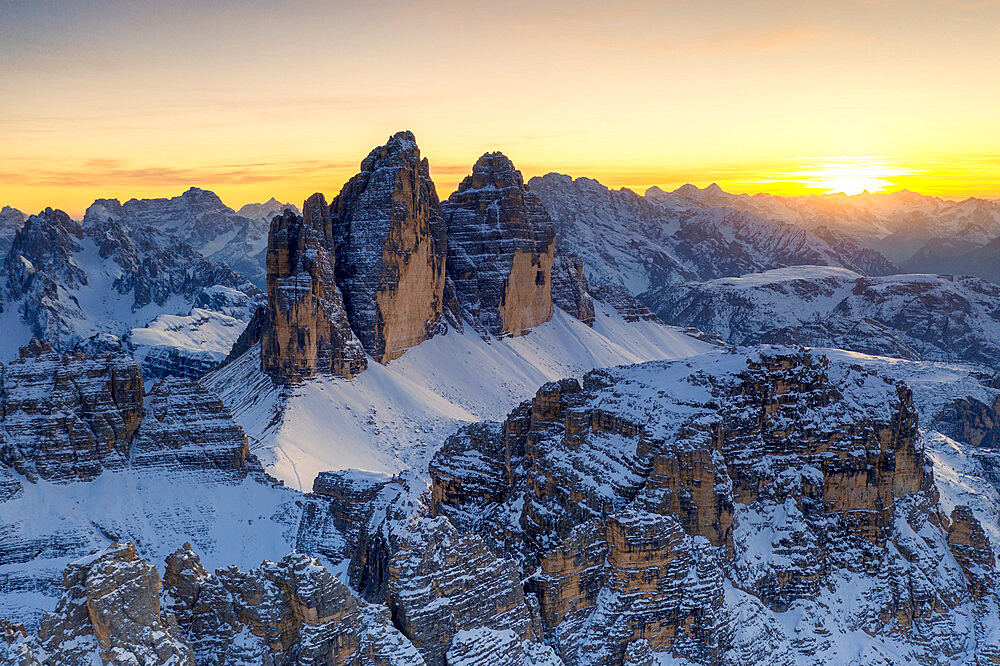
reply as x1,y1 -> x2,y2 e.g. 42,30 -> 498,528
1,1 -> 998,216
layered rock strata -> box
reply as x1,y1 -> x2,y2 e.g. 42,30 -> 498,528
261,195 -> 366,380
161,544 -> 423,665
550,252 -> 594,326
1,542 -> 194,665
0,339 -> 143,482
429,349 -> 999,663
442,153 -> 556,336
331,131 -> 448,362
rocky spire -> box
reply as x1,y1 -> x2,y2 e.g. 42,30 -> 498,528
330,130 -> 448,363
441,152 -> 556,336
260,193 -> 366,380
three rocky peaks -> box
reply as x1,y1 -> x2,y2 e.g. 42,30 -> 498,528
260,131 -> 568,381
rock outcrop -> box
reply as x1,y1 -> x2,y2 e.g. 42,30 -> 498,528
162,544 -> 423,665
386,517 -> 540,665
0,339 -> 143,482
442,153 -> 555,337
550,252 -> 594,326
3,542 -> 194,665
429,348 -> 998,663
589,284 -> 660,323
947,505 -> 995,598
331,131 -> 448,362
261,196 -> 366,380
130,377 -> 250,476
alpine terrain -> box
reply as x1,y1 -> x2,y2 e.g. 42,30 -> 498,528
3,132 -> 1000,666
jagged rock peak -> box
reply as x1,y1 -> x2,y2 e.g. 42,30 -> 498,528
2,542 -> 194,665
442,152 -> 556,337
455,151 -> 525,191
261,196 -> 366,381
331,130 -> 448,363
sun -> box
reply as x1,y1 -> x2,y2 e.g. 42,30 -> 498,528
788,157 -> 911,196
817,175 -> 891,196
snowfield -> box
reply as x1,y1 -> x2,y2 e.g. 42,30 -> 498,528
205,303 -> 716,491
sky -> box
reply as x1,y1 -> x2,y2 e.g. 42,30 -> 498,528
1,0 -> 999,217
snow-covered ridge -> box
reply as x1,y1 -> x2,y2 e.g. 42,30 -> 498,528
527,173 -> 897,298
646,264 -> 1000,369
206,303 -> 715,491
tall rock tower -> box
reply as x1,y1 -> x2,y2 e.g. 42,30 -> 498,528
330,131 -> 448,363
442,152 -> 556,336
260,193 -> 367,380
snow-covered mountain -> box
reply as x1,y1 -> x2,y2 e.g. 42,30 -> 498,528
83,189 -> 297,288
0,206 -> 262,378
649,182 -> 1000,264
645,265 -> 1000,368
0,206 -> 25,259
236,197 -> 300,223
903,234 -> 1000,284
5,132 -> 1000,665
528,173 -> 897,296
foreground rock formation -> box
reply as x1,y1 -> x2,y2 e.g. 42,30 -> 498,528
261,195 -> 366,380
428,349 -> 1000,663
2,542 -> 193,665
331,131 -> 448,362
5,348 -> 1000,664
442,153 -> 556,337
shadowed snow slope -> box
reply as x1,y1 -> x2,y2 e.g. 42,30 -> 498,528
205,302 -> 715,491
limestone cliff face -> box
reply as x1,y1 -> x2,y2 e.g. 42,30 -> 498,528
429,349 -> 994,664
0,339 -> 143,483
14,542 -> 194,665
161,545 -> 422,665
261,195 -> 366,380
331,131 -> 448,363
386,517 -> 542,666
442,153 -> 556,337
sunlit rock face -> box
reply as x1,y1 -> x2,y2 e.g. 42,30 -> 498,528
442,152 -> 556,337
429,348 -> 1000,664
261,194 -> 366,380
330,131 -> 448,363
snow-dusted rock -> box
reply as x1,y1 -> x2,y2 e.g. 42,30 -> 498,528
442,153 -> 556,337
162,545 -> 423,665
387,517 -> 541,665
645,266 -> 1000,369
0,339 -> 143,483
4,542 -> 194,665
550,252 -> 594,326
261,196 -> 366,381
429,348 -> 1000,663
331,130 -> 448,362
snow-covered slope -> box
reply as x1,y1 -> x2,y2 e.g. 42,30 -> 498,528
206,303 -> 715,491
0,207 -> 262,377
646,265 -> 1000,368
0,468 -> 302,627
528,173 -> 897,296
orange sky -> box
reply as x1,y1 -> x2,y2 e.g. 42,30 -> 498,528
2,0 -> 999,217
